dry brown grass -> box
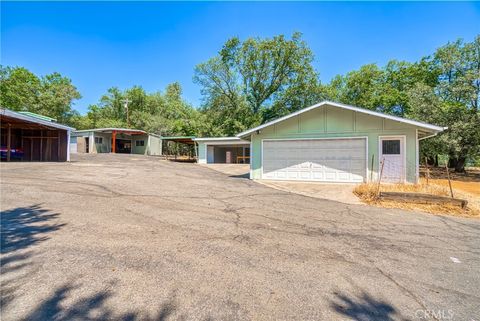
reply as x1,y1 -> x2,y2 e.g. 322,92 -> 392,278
354,181 -> 480,218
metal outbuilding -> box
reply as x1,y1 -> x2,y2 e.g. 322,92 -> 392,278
70,128 -> 162,156
0,108 -> 74,162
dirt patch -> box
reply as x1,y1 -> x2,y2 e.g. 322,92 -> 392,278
354,182 -> 479,218
421,166 -> 480,182
428,178 -> 480,196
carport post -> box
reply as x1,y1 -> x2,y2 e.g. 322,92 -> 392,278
194,142 -> 198,162
6,124 -> 11,162
112,131 -> 116,153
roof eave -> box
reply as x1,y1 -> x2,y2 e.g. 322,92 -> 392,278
1,108 -> 75,131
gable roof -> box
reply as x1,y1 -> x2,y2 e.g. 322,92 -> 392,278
236,101 -> 446,138
0,108 -> 75,131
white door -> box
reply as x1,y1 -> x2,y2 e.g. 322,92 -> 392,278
262,138 -> 367,182
380,136 -> 405,183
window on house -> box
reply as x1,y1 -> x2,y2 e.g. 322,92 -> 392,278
382,140 -> 401,155
94,137 -> 103,144
135,140 -> 145,147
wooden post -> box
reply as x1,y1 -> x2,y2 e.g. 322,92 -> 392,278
30,137 -> 33,161
445,163 -> 454,198
112,131 -> 116,153
424,157 -> 430,185
57,132 -> 60,161
40,130 -> 43,161
376,158 -> 385,197
370,154 -> 375,182
6,124 -> 11,161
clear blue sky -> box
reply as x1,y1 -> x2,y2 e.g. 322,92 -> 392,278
2,1 -> 479,114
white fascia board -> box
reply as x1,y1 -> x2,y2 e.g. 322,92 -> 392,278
1,108 -> 75,131
149,133 -> 162,138
194,136 -> 250,146
193,137 -> 241,141
202,141 -> 250,146
74,128 -> 147,134
236,101 -> 445,138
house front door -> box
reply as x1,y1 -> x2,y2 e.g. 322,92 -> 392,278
380,136 -> 405,183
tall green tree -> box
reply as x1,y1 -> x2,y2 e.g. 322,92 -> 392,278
38,72 -> 82,124
194,33 -> 322,135
322,36 -> 479,172
79,82 -> 207,137
0,66 -> 81,125
408,36 -> 480,172
0,66 -> 41,111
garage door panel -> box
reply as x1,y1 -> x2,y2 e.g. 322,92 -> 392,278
324,172 -> 336,181
312,172 -> 324,180
262,139 -> 366,183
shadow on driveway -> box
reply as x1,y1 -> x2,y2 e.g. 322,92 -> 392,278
1,204 -> 64,254
330,291 -> 404,321
24,282 -> 181,321
1,204 -> 65,310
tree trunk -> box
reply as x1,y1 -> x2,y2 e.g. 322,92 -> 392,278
448,157 -> 456,169
455,157 -> 466,173
434,155 -> 439,167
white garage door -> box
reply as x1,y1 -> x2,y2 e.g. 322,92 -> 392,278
262,138 -> 367,182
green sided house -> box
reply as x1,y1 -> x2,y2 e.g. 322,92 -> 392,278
233,101 -> 445,184
70,128 -> 162,156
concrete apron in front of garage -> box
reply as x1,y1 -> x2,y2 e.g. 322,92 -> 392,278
258,180 -> 362,205
202,163 -> 362,205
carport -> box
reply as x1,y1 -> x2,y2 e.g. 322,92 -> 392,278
0,108 -> 73,162
161,136 -> 196,161
194,137 -> 251,164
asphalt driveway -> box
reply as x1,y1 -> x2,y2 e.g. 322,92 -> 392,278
1,154 -> 479,321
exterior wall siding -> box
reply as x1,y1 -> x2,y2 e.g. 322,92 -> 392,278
251,106 -> 418,183
197,142 -> 206,163
146,135 -> 162,156
93,132 -> 112,153
132,134 -> 148,154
